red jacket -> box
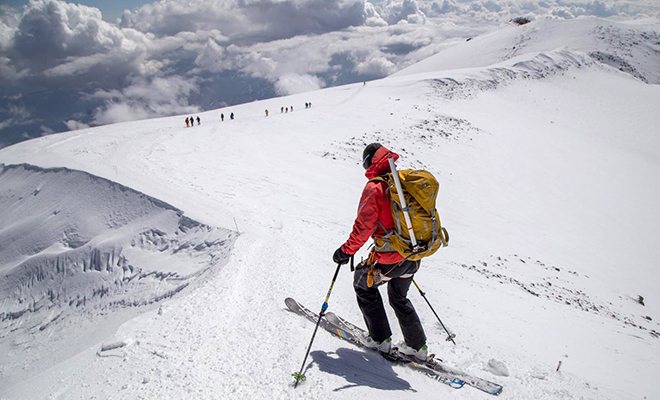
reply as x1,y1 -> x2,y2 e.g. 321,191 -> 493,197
340,146 -> 404,265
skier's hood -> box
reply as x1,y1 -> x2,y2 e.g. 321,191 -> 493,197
365,146 -> 399,179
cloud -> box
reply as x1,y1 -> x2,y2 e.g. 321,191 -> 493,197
119,0 -> 373,42
553,8 -> 575,18
0,5 -> 20,52
90,76 -> 200,125
430,0 -> 461,15
275,73 -> 325,95
0,1 -> 228,84
40,125 -> 55,135
8,1 -> 129,74
365,2 -> 389,26
91,103 -> 151,126
7,104 -> 30,119
378,0 -> 428,24
190,21 -> 478,85
355,55 -> 398,76
0,56 -> 26,80
62,119 -> 89,133
194,39 -> 226,72
0,103 -> 37,132
420,0 -> 653,19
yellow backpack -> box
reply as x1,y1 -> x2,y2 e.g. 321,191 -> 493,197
370,170 -> 449,261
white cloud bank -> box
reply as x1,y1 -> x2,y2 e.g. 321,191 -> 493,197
275,73 -> 325,95
0,0 -> 658,144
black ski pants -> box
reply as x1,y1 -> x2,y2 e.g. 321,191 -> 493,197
353,259 -> 427,350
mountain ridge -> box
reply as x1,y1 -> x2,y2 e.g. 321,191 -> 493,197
0,17 -> 659,399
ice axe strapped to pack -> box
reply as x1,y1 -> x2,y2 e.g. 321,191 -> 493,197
370,154 -> 449,261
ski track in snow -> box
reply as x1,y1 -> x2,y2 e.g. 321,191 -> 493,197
1,17 -> 660,400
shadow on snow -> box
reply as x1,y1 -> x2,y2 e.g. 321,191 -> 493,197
310,348 -> 416,392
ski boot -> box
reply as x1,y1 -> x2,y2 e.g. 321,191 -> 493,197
398,342 -> 430,362
360,334 -> 392,354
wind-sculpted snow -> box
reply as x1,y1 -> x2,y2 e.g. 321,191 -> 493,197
0,164 -> 236,331
420,49 -> 595,101
393,18 -> 660,85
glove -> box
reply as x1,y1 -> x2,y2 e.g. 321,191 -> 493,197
332,247 -> 352,265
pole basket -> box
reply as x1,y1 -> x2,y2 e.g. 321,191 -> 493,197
292,372 -> 306,386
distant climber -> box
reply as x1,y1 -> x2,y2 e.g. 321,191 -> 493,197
196,116 -> 201,125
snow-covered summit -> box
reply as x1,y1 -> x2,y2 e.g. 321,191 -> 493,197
393,17 -> 660,84
1,16 -> 659,400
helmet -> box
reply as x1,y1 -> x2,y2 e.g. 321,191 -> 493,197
362,143 -> 382,170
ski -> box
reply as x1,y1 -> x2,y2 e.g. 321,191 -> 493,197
326,310 -> 503,396
285,297 -> 465,390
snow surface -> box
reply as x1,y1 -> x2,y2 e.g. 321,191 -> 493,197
1,17 -> 659,399
393,18 -> 660,84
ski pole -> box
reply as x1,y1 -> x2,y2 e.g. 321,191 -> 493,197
292,263 -> 342,387
412,279 -> 456,345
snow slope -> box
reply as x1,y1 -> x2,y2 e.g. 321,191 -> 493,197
1,17 -> 659,400
0,163 -> 235,388
394,18 -> 660,84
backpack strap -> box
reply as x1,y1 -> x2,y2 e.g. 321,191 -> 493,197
368,175 -> 388,184
367,175 -> 398,253
368,175 -> 392,235
369,173 -> 401,228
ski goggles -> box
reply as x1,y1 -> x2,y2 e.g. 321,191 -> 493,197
362,154 -> 373,170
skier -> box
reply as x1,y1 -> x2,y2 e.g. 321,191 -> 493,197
332,143 -> 428,360
290,105 -> 293,112
197,116 -> 201,125
281,106 -> 284,113
221,113 -> 224,121
265,109 -> 269,117
230,112 -> 234,120
185,117 -> 189,127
